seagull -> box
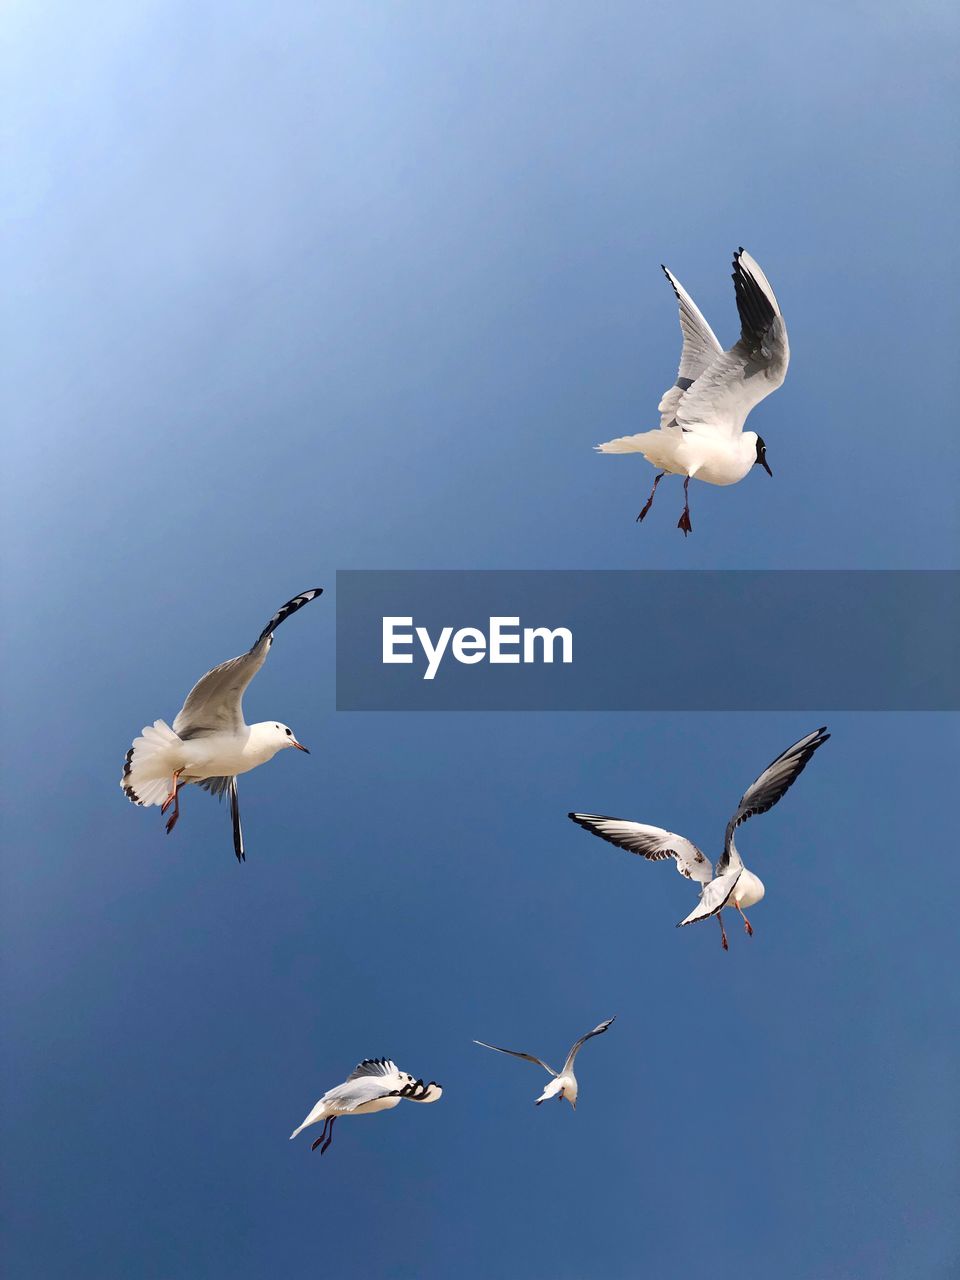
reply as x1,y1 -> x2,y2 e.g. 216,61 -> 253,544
289,1058 -> 443,1156
120,588 -> 322,862
473,1017 -> 615,1109
569,727 -> 829,950
596,248 -> 789,534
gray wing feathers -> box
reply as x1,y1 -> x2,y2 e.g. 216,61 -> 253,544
673,248 -> 789,437
718,726 -> 830,873
658,265 -> 724,428
347,1058 -> 400,1081
677,868 -> 743,927
172,588 -> 322,738
473,1040 -> 557,1076
568,813 -> 713,883
562,1016 -> 616,1072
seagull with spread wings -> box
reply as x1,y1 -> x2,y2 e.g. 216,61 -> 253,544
596,248 -> 788,534
289,1058 -> 443,1156
120,588 -> 322,861
569,728 -> 829,949
473,1017 -> 615,1109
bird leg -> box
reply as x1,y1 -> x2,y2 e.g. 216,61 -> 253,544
637,471 -> 665,522
718,913 -> 729,951
310,1117 -> 331,1152
735,904 -> 754,936
320,1117 -> 336,1155
162,769 -> 184,835
677,475 -> 693,535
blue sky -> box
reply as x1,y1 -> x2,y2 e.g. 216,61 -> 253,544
2,3 -> 958,1277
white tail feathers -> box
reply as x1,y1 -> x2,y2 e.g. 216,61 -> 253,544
595,433 -> 654,454
120,719 -> 183,806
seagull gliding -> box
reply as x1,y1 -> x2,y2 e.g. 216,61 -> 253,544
473,1017 -> 615,1109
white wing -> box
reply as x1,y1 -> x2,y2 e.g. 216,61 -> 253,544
568,814 -> 713,883
718,726 -> 830,874
173,589 -> 322,738
657,266 -> 724,428
473,1040 -> 557,1076
673,248 -> 789,439
676,869 -> 743,927
562,1016 -> 616,1074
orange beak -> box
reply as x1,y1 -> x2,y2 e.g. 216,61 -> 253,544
293,741 -> 310,753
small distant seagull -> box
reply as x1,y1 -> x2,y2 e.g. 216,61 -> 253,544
569,727 -> 829,950
596,248 -> 789,534
289,1058 -> 443,1156
473,1017 -> 615,1109
120,588 -> 322,862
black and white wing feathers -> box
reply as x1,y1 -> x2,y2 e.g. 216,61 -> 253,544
658,266 -> 724,428
673,248 -> 789,439
562,1016 -> 616,1073
718,726 -> 830,874
568,814 -> 713,883
173,588 -> 322,738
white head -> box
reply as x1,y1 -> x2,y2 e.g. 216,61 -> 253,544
252,721 -> 309,756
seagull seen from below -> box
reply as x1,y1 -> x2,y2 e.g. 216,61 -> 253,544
596,248 -> 789,534
120,588 -> 322,862
569,727 -> 829,950
289,1058 -> 443,1156
473,1017 -> 615,1109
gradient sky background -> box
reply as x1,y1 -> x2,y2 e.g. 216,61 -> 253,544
3,3 -> 959,1277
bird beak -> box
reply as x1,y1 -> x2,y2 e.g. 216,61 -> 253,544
761,457 -> 773,477
293,741 -> 310,753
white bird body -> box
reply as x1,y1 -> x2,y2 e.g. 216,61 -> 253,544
570,727 -> 829,950
730,868 -> 766,910
289,1058 -> 443,1155
597,248 -> 788,533
474,1017 -> 615,1110
598,427 -> 760,487
120,589 -> 322,861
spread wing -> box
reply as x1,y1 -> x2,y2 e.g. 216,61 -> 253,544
321,1076 -> 406,1113
568,814 -> 713,883
562,1016 -> 616,1073
673,248 -> 790,439
676,869 -> 743,927
718,726 -> 830,874
657,266 -> 724,428
400,1079 -> 443,1103
172,588 -> 322,738
473,1040 -> 557,1076
346,1057 -> 403,1083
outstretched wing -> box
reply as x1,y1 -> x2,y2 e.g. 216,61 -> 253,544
673,248 -> 790,439
562,1016 -> 616,1073
657,266 -> 724,428
473,1040 -> 557,1076
322,1076 -> 406,1113
676,869 -> 743,927
400,1079 -> 443,1103
173,588 -> 322,738
718,726 -> 830,874
568,814 -> 713,883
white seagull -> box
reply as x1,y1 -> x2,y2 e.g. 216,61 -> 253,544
120,588 -> 322,862
473,1017 -> 615,1109
596,248 -> 789,534
289,1058 -> 443,1156
569,727 -> 829,950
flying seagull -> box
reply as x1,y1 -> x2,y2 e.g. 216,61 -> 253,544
473,1017 -> 615,1109
569,727 -> 829,949
120,588 -> 322,862
289,1058 -> 443,1156
596,248 -> 788,534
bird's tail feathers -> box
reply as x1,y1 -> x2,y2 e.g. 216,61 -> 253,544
120,719 -> 183,806
594,432 -> 657,454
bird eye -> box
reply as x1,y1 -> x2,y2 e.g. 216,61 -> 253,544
286,728 -> 292,735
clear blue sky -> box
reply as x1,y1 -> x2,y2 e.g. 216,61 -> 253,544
2,3 -> 958,1277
